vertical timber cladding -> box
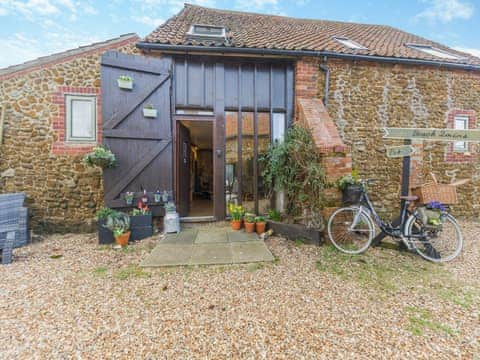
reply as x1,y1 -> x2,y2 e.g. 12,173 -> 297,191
101,51 -> 173,215
174,56 -> 294,218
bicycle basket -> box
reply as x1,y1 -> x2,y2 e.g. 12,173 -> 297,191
342,184 -> 363,204
412,173 -> 458,205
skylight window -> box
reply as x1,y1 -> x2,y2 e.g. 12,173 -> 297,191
406,44 -> 464,60
333,37 -> 367,50
187,24 -> 226,38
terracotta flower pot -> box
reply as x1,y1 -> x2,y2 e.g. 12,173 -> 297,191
255,222 -> 266,235
244,222 -> 255,233
231,220 -> 242,230
115,231 -> 131,247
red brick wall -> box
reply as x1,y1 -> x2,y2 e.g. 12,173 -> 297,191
295,59 -> 352,210
445,109 -> 477,163
295,57 -> 320,98
51,86 -> 102,155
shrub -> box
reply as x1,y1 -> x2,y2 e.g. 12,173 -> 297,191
260,125 -> 325,228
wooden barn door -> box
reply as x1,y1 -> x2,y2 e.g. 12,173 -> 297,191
100,51 -> 173,215
176,122 -> 191,216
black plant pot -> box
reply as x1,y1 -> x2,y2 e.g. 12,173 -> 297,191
130,213 -> 153,227
129,213 -> 153,241
98,219 -> 114,245
267,221 -> 323,246
342,184 -> 363,204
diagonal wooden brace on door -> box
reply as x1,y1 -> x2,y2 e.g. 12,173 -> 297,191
105,139 -> 171,201
103,73 -> 170,130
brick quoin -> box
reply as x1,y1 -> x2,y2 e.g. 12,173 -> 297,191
445,109 -> 477,164
294,61 -> 353,209
51,86 -> 101,155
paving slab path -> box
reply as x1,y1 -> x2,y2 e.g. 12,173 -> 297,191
141,227 -> 274,267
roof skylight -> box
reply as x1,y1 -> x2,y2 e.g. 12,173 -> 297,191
406,44 -> 464,60
333,37 -> 367,50
186,24 -> 226,38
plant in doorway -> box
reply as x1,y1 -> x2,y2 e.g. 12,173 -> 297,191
255,216 -> 266,235
228,203 -> 243,230
244,213 -> 256,233
103,211 -> 131,247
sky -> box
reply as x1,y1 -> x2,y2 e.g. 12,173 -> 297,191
0,0 -> 479,68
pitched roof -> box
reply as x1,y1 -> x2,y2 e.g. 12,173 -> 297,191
144,4 -> 480,67
0,33 -> 139,78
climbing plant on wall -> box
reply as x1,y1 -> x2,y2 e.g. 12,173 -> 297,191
260,125 -> 326,228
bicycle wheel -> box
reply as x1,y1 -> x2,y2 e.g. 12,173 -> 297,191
406,213 -> 463,263
327,207 -> 374,254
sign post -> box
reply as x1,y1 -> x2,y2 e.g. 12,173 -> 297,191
371,127 -> 479,247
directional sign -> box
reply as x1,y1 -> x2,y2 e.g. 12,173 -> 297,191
384,128 -> 480,142
386,145 -> 416,158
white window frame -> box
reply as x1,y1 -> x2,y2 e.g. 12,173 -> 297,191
406,44 -> 464,60
65,94 -> 97,142
454,115 -> 469,152
186,24 -> 226,39
333,36 -> 367,50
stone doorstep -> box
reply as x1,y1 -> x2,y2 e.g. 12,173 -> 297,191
140,241 -> 274,267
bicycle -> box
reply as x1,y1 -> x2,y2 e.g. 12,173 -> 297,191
327,179 -> 463,262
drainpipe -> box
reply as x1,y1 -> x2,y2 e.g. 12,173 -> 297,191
319,63 -> 330,108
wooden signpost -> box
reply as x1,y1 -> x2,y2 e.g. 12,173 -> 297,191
384,127 -> 480,142
372,126 -> 479,247
386,145 -> 416,158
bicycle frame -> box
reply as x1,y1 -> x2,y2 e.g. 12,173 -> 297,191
355,187 -> 410,238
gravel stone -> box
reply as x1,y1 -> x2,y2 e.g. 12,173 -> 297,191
0,222 -> 478,359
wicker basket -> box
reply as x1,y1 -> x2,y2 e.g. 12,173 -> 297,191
412,173 -> 467,205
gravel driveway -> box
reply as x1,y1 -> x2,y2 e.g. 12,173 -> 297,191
1,221 -> 479,359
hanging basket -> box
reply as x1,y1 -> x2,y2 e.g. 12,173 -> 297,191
342,184 -> 363,204
412,173 -> 468,205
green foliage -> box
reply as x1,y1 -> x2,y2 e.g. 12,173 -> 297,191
96,207 -> 116,221
267,209 -> 282,222
260,125 -> 326,227
244,213 -> 255,223
337,170 -> 360,190
103,211 -> 130,236
118,75 -> 133,81
255,215 -> 266,223
114,265 -> 151,280
228,203 -> 244,221
131,208 -> 151,216
83,146 -> 117,169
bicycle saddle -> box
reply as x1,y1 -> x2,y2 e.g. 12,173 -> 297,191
399,195 -> 418,201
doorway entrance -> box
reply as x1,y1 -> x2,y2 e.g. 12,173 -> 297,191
176,119 -> 214,218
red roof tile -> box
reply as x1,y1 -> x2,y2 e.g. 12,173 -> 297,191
144,4 -> 479,66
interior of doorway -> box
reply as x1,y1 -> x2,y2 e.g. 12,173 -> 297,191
178,120 -> 214,218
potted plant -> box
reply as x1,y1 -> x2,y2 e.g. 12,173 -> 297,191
96,207 -> 116,244
154,190 -> 162,203
255,216 -> 266,235
124,191 -> 134,205
244,213 -> 256,233
130,206 -> 153,241
104,211 -> 131,247
228,203 -> 243,230
117,75 -> 133,90
83,146 -> 117,169
142,104 -> 157,118
162,190 -> 169,203
337,170 -> 362,204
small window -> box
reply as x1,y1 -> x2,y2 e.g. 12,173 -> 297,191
186,24 -> 226,38
454,116 -> 468,152
333,37 -> 367,50
65,95 -> 96,142
406,44 -> 464,60
272,113 -> 286,143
